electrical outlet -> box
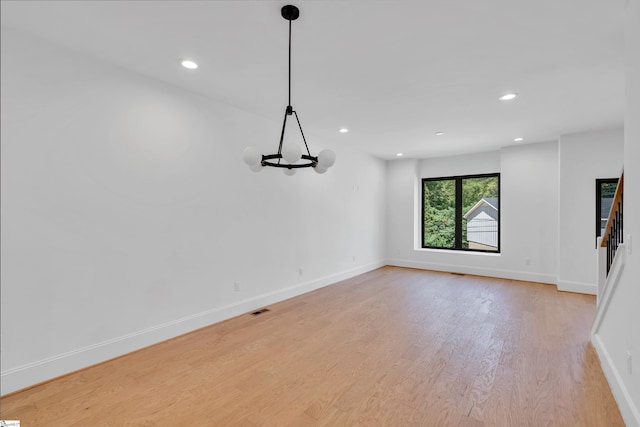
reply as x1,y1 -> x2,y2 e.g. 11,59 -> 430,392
353,255 -> 356,262
628,351 -> 633,375
234,282 -> 240,292
525,258 -> 531,266
298,267 -> 303,276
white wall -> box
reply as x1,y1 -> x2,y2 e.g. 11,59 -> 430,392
558,128 -> 624,294
500,142 -> 560,281
0,28 -> 386,395
386,128 -> 628,297
591,1 -> 640,425
386,142 -> 559,284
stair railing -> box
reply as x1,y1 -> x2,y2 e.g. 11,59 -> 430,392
600,172 -> 624,276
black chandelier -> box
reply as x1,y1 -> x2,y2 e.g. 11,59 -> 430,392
243,5 -> 336,175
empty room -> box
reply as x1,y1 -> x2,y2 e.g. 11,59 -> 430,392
1,1 -> 639,426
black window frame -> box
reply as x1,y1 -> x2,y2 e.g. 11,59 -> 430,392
421,172 -> 500,253
595,178 -> 619,244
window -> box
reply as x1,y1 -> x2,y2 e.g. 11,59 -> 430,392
596,178 -> 618,241
422,173 -> 500,252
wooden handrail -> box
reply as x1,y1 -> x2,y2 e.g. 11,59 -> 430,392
601,172 -> 624,248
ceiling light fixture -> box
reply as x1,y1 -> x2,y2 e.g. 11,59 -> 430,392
243,5 -> 335,175
396,153 -> 404,157
181,59 -> 198,69
514,137 -> 524,142
435,131 -> 444,136
499,93 -> 517,101
339,128 -> 349,133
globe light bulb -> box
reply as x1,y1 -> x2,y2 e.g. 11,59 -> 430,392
317,149 -> 336,168
283,168 -> 296,176
243,147 -> 261,166
314,165 -> 328,174
249,164 -> 264,172
281,143 -> 302,164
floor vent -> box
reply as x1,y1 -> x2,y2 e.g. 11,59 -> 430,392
251,308 -> 271,316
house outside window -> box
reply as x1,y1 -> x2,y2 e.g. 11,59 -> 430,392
463,197 -> 499,250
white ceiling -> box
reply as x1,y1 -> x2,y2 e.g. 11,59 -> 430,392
1,0 -> 625,159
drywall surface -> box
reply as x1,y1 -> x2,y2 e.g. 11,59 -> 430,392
592,1 -> 640,425
557,128 -> 624,294
0,28 -> 386,394
386,142 -> 559,284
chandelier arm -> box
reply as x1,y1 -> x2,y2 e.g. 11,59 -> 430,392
293,111 -> 312,156
276,107 -> 290,164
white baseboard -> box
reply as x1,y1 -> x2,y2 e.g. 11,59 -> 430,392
0,260 -> 386,396
386,258 -> 557,285
557,279 -> 597,295
592,334 -> 640,427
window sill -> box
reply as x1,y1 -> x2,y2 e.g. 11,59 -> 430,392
414,248 -> 501,256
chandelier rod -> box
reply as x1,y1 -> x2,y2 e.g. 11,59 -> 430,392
288,18 -> 292,108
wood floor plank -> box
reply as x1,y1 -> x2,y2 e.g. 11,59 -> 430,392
0,267 -> 624,426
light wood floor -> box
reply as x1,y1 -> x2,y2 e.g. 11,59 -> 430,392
1,267 -> 624,426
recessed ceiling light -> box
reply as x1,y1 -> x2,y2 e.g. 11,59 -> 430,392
435,131 -> 444,136
396,153 -> 403,157
339,128 -> 349,133
499,93 -> 517,101
181,59 -> 198,69
514,137 -> 524,142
